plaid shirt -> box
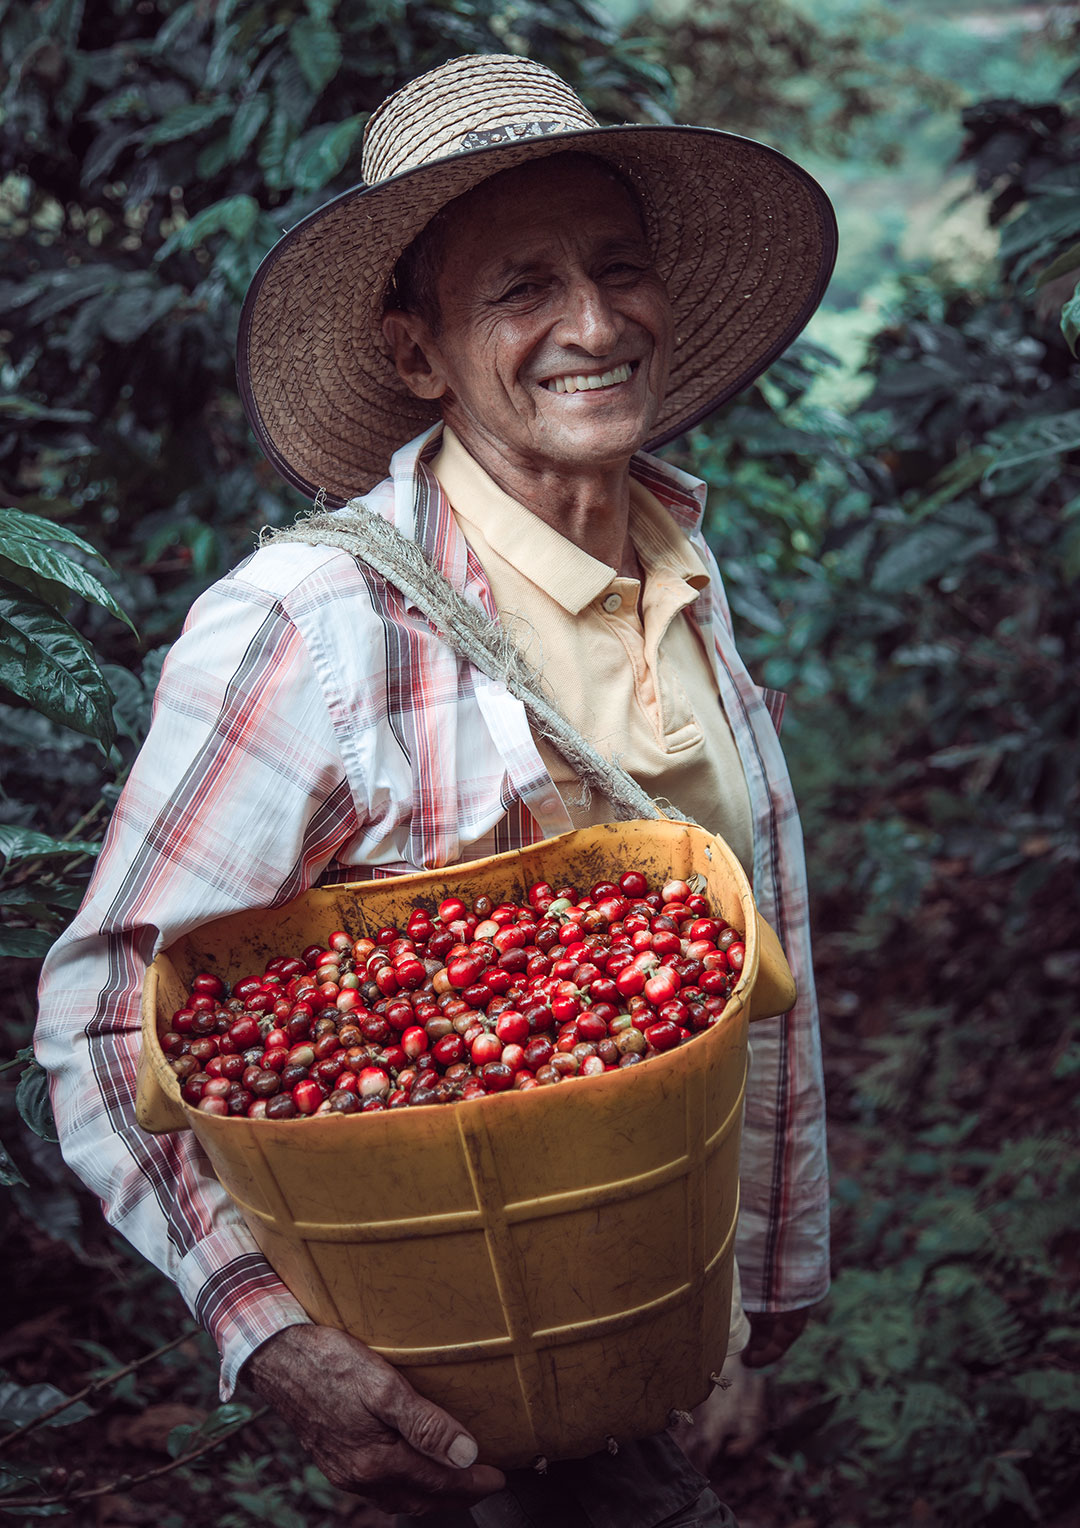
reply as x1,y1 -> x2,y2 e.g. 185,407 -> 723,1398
36,425 -> 828,1399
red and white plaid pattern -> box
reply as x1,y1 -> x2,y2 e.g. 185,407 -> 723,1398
36,425 -> 828,1398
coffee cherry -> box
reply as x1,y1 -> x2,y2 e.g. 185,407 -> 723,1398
172,868 -> 737,1121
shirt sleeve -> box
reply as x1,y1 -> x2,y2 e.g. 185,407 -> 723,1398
35,570 -> 363,1397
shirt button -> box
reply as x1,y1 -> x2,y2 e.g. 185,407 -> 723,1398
602,592 -> 622,614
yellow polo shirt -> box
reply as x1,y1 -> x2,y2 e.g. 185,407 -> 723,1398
433,429 -> 755,1359
432,427 -> 756,876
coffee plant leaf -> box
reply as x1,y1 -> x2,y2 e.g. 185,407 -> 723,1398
0,508 -> 107,565
14,1059 -> 58,1144
0,929 -> 55,960
289,16 -> 342,94
984,408 -> 1080,476
1034,239 -> 1080,289
1012,1370 -> 1080,1411
154,194 -> 260,262
0,1380 -> 93,1429
870,507 -> 996,594
0,524 -> 136,636
0,581 -> 117,751
100,662 -> 154,747
141,98 -> 232,147
282,116 -> 365,195
0,1138 -> 28,1189
0,827 -> 101,867
204,1402 -> 254,1435
1061,280 -> 1080,357
165,1422 -> 199,1458
0,398 -> 94,426
999,190 -> 1080,280
96,282 -> 187,346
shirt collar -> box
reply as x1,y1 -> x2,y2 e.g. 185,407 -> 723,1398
431,426 -> 614,615
385,422 -> 708,540
429,426 -> 709,614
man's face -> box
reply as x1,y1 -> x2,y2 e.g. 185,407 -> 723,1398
392,158 -> 675,477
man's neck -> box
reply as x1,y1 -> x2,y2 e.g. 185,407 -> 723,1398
442,428 -> 640,576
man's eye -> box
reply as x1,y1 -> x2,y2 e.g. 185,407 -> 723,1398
499,281 -> 541,302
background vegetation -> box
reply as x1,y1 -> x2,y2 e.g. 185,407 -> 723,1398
1,1 -> 1077,1524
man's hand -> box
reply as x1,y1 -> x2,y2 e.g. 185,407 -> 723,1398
743,1306 -> 810,1368
669,1351 -> 768,1474
244,1325 -> 506,1515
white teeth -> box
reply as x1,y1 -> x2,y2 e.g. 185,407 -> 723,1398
544,362 -> 632,393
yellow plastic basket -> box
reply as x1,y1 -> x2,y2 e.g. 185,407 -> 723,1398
136,820 -> 795,1467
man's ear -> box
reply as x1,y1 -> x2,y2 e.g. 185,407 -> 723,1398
382,310 -> 448,400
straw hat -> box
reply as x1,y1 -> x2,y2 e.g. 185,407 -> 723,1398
238,53 -> 837,503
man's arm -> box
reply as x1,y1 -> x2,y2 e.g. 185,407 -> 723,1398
35,562 -> 504,1508
36,572 -> 351,1389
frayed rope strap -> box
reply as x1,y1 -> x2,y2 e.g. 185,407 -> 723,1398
260,504 -> 692,826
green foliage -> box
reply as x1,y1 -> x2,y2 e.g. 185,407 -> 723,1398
1061,279 -> 1080,355
0,1379 -> 94,1429
0,507 -> 132,752
773,1066 -> 1080,1525
638,0 -> 952,163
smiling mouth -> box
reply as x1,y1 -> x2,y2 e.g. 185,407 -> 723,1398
542,361 -> 635,394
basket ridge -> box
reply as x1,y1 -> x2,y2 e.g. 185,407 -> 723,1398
456,1105 -> 545,1457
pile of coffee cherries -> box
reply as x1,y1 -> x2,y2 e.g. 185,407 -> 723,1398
162,870 -> 746,1120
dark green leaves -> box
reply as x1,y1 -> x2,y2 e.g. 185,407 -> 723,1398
0,509 -> 136,752
165,1402 -> 256,1458
0,1380 -> 93,1428
0,1139 -> 28,1188
1062,280 -> 1080,357
15,1059 -> 59,1144
290,17 -> 342,94
142,99 -> 233,147
0,929 -> 56,959
0,827 -> 102,867
155,194 -> 260,260
0,508 -> 135,635
871,505 -> 997,594
283,116 -> 364,194
0,579 -> 117,751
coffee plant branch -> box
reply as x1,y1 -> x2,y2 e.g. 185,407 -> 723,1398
0,1405 -> 270,1508
0,1329 -> 198,1452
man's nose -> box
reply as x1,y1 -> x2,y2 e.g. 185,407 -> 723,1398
554,278 -> 622,354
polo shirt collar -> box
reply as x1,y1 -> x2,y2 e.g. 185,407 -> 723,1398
433,427 -> 615,615
431,426 -> 709,615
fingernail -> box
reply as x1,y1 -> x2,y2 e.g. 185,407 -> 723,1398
448,1434 -> 478,1468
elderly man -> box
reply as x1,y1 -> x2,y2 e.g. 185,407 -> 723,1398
37,53 -> 835,1528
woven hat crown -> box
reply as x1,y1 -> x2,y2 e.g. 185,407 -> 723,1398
362,54 -> 599,185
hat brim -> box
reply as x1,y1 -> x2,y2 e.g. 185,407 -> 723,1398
238,124 -> 838,503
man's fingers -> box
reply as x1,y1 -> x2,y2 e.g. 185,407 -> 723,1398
364,1351 -> 484,1471
363,1435 -> 505,1505
315,1427 -> 504,1508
